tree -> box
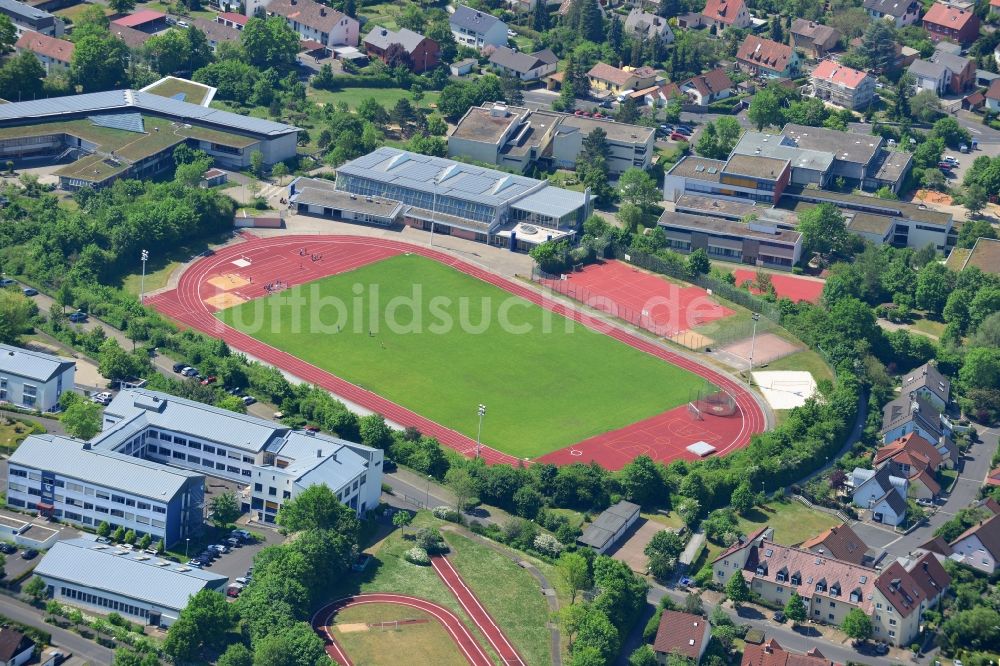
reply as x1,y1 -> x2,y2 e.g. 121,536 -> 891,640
209,492 -> 241,527
97,339 -> 138,382
629,645 -> 657,666
0,51 -> 45,102
61,399 -> 101,440
730,482 -> 754,515
112,526 -> 125,543
932,117 -> 971,149
216,394 -> 248,414
123,529 -> 136,545
500,73 -> 524,107
249,150 -> 265,178
23,576 -> 46,600
687,248 -> 710,275
798,203 -> 850,257
841,607 -> 873,642
725,570 -> 750,606
915,262 -> 954,315
217,643 -> 253,666
618,455 -> 665,506
108,0 -> 135,11
0,289 -> 35,345
683,592 -> 704,616
911,90 -> 941,123
97,521 -> 111,538
138,533 -> 152,550
748,87 -> 783,130
444,466 -> 479,512
618,168 -> 659,211
963,183 -> 988,217
532,0 -> 549,32
784,591 -> 807,625
0,15 -> 14,53
251,621 -> 327,666
277,484 -> 360,535
70,34 -> 129,92
957,218 -> 997,247
392,510 -> 413,535
644,529 -> 685,580
359,413 -> 392,450
397,5 -> 426,32
557,552 -> 591,603
857,20 -> 897,72
240,16 -> 299,71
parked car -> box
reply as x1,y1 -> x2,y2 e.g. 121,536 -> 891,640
235,577 -> 250,586
0,278 -> 15,287
209,544 -> 229,554
67,311 -> 88,323
91,392 -> 113,406
226,584 -> 244,598
20,548 -> 38,560
305,425 -> 320,432
938,161 -> 954,170
242,395 -> 257,406
670,132 -> 688,142
0,543 -> 16,554
181,367 -> 198,377
944,156 -> 958,165
772,611 -> 785,623
916,497 -> 934,507
186,559 -> 204,568
675,125 -> 693,134
22,287 -> 37,296
232,529 -> 252,542
960,144 -> 969,153
172,362 -> 186,373
200,375 -> 217,385
226,537 -> 241,548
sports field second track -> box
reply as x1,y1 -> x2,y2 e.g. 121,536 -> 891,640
148,235 -> 767,468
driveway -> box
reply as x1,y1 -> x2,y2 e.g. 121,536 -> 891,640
607,518 -> 661,574
0,594 -> 112,664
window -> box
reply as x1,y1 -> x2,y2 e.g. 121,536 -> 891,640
189,456 -> 200,465
153,505 -> 166,514
254,483 -> 263,493
216,447 -> 227,457
889,618 -> 896,626
174,437 -> 187,447
110,509 -> 124,518
888,630 -> 895,638
243,456 -> 254,464
216,463 -> 225,470
269,487 -> 277,496
125,498 -> 135,507
203,445 -> 215,454
95,505 -> 109,514
158,446 -> 170,456
226,465 -> 239,474
66,482 -> 84,493
242,469 -> 252,477
137,501 -> 150,510
189,441 -> 201,450
828,614 -> 834,620
112,495 -> 125,504
283,490 -> 291,499
172,451 -> 185,460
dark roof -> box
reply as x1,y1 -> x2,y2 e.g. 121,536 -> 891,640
0,628 -> 31,662
684,68 -> 733,96
952,512 -> 1000,560
790,19 -> 839,46
712,526 -> 768,563
653,611 -> 709,659
577,501 -> 640,550
488,46 -> 557,74
110,24 -> 152,48
874,562 -> 927,618
864,0 -> 919,16
450,4 -> 504,33
190,17 -> 240,43
799,523 -> 868,565
901,362 -> 950,405
364,26 -> 427,53
876,485 -> 907,516
881,394 -> 942,437
267,0 -> 349,33
906,551 -> 950,601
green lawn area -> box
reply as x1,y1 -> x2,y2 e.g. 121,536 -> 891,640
143,77 -> 213,105
330,603 -> 468,666
444,532 -> 557,666
218,254 -> 709,457
0,417 -> 45,457
138,0 -> 217,20
911,317 -> 946,339
307,86 -> 441,111
938,468 -> 959,492
54,2 -> 112,23
764,349 -> 834,384
642,511 -> 685,530
121,260 -> 181,296
358,1 -> 400,29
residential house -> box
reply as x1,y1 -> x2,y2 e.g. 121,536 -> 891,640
587,62 -> 657,94
262,0 -> 359,48
488,46 -> 557,81
900,362 -> 951,411
742,639 -> 835,666
993,0 -> 1000,13
624,8 -> 673,43
190,17 -> 240,52
945,512 -> 1000,574
799,523 -> 869,565
643,82 -> 683,106
902,551 -> 950,606
364,26 -> 439,73
0,628 -> 33,666
790,19 -> 840,59
987,466 -> 1000,487
652,611 -> 710,664
681,68 -> 732,105
851,466 -> 908,525
874,433 -> 944,500
14,30 -> 72,74
881,393 -> 955,463
909,59 -> 951,95
929,45 -> 976,93
712,527 -> 941,646
864,0 -> 921,27
987,78 -> 1000,112
0,343 -> 75,412
700,0 -> 751,32
810,60 -> 875,110
737,36 -> 799,78
923,2 -> 980,45
110,24 -> 151,49
449,4 -> 508,50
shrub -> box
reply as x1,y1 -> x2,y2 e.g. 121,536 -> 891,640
432,506 -> 463,523
415,527 -> 448,554
533,533 -> 564,557
404,547 -> 430,565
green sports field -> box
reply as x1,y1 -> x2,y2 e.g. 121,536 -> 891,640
218,254 -> 708,457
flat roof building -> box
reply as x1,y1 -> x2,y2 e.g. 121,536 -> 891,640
0,89 -> 299,189
0,343 -> 75,412
577,501 -> 640,554
657,210 -> 803,268
35,538 -> 228,627
0,0 -> 60,36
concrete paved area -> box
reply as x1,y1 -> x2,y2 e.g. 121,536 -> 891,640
607,518 -> 661,574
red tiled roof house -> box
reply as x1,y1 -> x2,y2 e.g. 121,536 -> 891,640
810,60 -> 875,110
701,0 -> 751,32
15,31 -> 73,74
737,35 -> 799,78
653,610 -> 711,664
923,2 -> 980,45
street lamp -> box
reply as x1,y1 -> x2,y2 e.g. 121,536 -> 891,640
139,249 -> 149,303
185,537 -> 190,558
425,474 -> 432,509
749,313 -> 760,373
430,177 -> 438,247
476,404 -> 487,459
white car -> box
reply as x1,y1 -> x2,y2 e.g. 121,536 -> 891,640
507,29 -> 515,36
91,392 -> 113,405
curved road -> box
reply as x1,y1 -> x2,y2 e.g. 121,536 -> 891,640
148,235 -> 767,465
311,593 -> 493,666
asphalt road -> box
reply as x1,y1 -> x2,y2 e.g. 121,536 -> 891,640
0,594 -> 113,663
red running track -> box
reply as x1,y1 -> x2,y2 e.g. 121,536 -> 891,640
147,234 -> 767,469
311,593 -> 493,666
431,554 -> 526,666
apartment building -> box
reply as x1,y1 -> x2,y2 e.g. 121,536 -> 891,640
713,527 -> 948,647
262,0 -> 359,48
737,36 -> 799,78
14,31 -> 72,74
810,61 -> 875,110
700,0 -> 751,31
923,2 -> 979,44
0,0 -> 61,36
0,343 -> 75,412
864,0 -> 921,26
449,4 -> 507,50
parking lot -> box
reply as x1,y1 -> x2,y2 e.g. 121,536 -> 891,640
189,524 -> 284,582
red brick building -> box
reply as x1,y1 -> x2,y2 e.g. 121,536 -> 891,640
923,2 -> 980,45
363,26 -> 439,73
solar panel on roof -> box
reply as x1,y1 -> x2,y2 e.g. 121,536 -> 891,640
171,92 -> 186,101
89,113 -> 145,134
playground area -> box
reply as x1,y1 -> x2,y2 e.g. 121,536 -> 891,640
538,260 -> 734,337
732,269 -> 824,304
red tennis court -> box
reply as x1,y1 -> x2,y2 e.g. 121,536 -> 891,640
540,260 -> 734,335
733,269 -> 824,304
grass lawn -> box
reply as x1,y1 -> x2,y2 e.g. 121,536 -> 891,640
122,260 -> 181,296
55,2 -> 112,23
143,78 -> 214,105
0,417 -> 45,456
307,86 -> 440,111
911,317 -> 946,339
642,511 -> 685,530
139,0 -> 217,20
330,603 -> 469,666
444,532 -> 556,666
218,254 -> 708,457
764,349 -> 834,384
938,468 -> 959,492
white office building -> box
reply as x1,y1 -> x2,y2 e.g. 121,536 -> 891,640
0,343 -> 76,412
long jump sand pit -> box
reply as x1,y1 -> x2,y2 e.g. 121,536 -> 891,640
204,292 -> 247,310
207,274 -> 251,290
335,623 -> 369,633
752,370 -> 818,410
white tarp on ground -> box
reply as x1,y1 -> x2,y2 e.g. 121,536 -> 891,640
752,370 -> 818,410
687,440 -> 716,457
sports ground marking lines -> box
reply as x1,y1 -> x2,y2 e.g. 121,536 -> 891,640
148,235 -> 766,468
